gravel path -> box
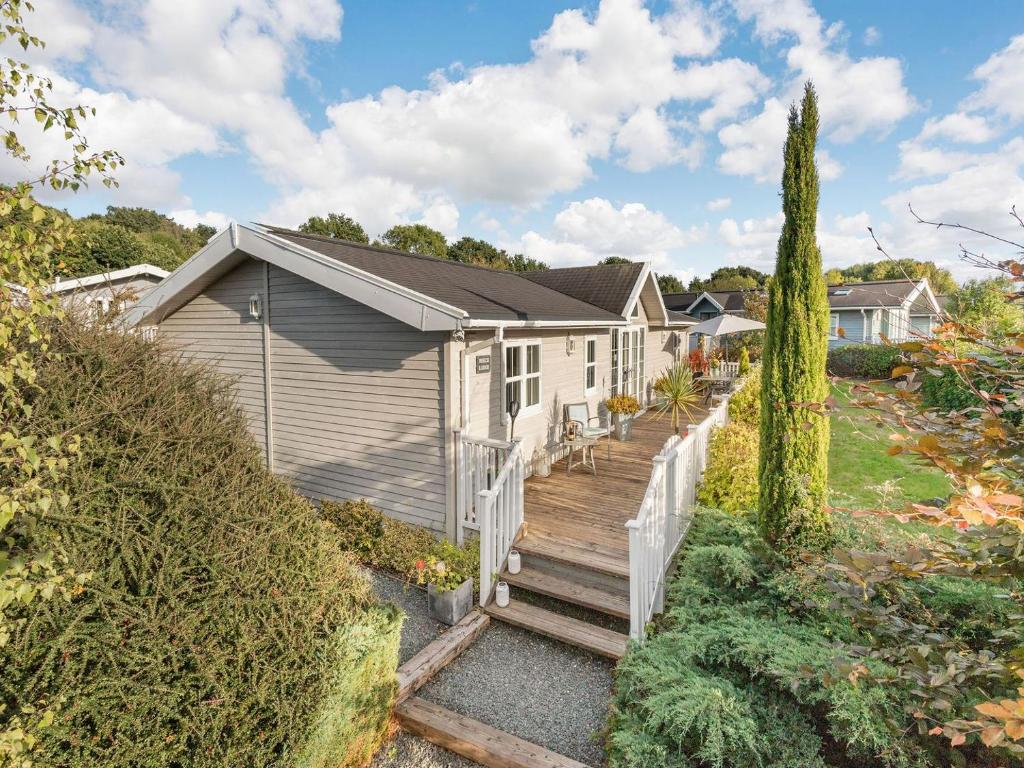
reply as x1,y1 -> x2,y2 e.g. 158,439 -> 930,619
419,620 -> 613,767
366,568 -> 448,664
367,568 -> 614,768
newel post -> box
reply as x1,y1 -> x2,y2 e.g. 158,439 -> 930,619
652,456 -> 669,615
478,489 -> 493,607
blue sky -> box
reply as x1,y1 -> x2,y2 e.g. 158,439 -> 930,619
15,0 -> 1024,283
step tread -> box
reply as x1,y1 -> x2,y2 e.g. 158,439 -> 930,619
503,566 -> 629,620
515,534 -> 630,579
396,696 -> 590,768
484,599 -> 629,660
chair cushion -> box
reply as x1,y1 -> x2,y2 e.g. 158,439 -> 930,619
580,426 -> 608,438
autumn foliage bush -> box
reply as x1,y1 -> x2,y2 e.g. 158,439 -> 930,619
1,321 -> 401,768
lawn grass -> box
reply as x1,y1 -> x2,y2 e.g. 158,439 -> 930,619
828,379 -> 950,510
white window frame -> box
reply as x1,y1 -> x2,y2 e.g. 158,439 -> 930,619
502,338 -> 542,422
829,313 -> 839,339
584,335 -> 598,395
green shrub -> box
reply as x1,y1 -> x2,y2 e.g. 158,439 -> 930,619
738,346 -> 750,376
608,508 -> 1012,768
920,367 -> 981,412
322,499 -> 479,589
697,423 -> 759,514
727,364 -> 760,427
2,322 -> 401,768
826,344 -> 904,378
321,498 -> 437,573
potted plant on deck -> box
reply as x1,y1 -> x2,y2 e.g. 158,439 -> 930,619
652,364 -> 701,436
410,543 -> 475,625
605,394 -> 641,441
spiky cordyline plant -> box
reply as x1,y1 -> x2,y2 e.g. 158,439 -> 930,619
653,364 -> 701,435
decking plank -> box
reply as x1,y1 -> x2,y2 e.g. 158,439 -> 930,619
396,696 -> 591,768
502,566 -> 630,619
396,610 -> 490,702
484,599 -> 629,660
522,409 -> 709,561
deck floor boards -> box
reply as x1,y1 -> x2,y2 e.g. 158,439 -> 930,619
521,407 -> 708,573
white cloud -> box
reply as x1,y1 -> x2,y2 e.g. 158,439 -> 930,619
707,197 -> 732,211
963,34 -> 1024,121
718,0 -> 915,182
613,108 -> 703,172
917,112 -> 995,144
170,208 -> 232,232
262,0 -> 770,222
516,197 -> 706,272
863,26 -> 881,46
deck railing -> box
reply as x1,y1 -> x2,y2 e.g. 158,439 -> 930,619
477,440 -> 525,606
456,432 -> 513,543
625,393 -> 732,640
713,361 -> 741,378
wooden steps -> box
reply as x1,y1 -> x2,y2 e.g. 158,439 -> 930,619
515,534 -> 630,579
485,599 -> 629,660
502,566 -> 629,620
396,610 -> 489,702
396,696 -> 590,768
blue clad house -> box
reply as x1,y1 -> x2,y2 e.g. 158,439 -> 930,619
663,278 -> 946,350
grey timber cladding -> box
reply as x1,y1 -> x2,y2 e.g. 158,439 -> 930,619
158,259 -> 268,453
158,257 -> 449,533
266,264 -> 447,531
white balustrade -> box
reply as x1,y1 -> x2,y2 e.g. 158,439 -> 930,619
456,433 -> 512,543
625,392 -> 733,641
477,441 -> 525,606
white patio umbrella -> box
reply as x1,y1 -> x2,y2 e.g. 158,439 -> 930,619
688,314 -> 766,360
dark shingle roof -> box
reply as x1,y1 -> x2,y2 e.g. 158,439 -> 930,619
667,309 -> 697,323
662,292 -> 700,312
827,279 -> 919,308
663,290 -> 749,312
521,263 -> 643,315
265,227 -> 626,323
910,293 -> 945,314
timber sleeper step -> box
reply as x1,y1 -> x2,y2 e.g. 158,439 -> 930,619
484,599 -> 629,660
502,566 -> 630,620
396,696 -> 590,768
515,535 -> 630,580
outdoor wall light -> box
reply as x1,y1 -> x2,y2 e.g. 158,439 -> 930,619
248,293 -> 262,320
566,335 -> 576,356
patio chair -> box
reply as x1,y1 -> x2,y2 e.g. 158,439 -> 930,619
563,401 -> 612,460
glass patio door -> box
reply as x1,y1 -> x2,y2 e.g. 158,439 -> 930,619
613,327 -> 646,406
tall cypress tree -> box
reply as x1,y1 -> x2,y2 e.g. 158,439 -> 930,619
758,82 -> 832,550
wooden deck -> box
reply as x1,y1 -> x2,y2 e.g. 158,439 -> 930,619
520,407 -> 709,574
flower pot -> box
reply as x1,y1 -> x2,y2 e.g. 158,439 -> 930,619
427,578 -> 473,626
612,413 -> 633,441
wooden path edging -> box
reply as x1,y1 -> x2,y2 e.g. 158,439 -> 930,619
396,696 -> 590,768
395,609 -> 490,703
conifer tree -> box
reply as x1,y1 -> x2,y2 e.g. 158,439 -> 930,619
757,82 -> 832,550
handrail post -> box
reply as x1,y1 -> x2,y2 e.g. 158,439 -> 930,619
652,457 -> 668,615
625,519 -> 642,640
478,489 -> 493,607
455,429 -> 464,545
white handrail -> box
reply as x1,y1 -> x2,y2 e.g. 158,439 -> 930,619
477,440 -> 524,606
625,393 -> 733,640
456,432 -> 512,543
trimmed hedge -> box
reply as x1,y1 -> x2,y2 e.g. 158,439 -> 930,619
2,322 -> 401,768
826,343 -> 904,378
